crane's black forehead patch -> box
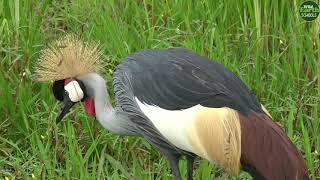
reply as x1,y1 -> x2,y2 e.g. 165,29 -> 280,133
52,79 -> 64,101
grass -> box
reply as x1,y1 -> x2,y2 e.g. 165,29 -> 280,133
0,0 -> 319,179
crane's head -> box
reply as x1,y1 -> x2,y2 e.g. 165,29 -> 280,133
33,34 -> 102,123
52,78 -> 96,123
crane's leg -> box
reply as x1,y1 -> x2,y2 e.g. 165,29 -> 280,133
186,156 -> 195,180
165,153 -> 182,180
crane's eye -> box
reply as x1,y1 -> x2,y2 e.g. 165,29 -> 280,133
64,80 -> 84,102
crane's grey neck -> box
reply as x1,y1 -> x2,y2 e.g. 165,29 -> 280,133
77,73 -> 136,136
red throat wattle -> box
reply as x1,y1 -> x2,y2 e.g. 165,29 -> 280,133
84,97 -> 96,117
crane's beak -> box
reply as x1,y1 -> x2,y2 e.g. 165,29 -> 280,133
56,94 -> 75,123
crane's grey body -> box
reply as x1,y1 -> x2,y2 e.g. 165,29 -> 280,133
119,48 -> 261,113
78,48 -> 262,179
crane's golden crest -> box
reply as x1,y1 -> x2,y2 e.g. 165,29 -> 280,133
33,34 -> 103,81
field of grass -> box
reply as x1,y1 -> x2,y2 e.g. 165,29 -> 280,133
0,0 -> 319,179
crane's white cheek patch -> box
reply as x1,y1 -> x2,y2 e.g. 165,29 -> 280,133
64,81 -> 84,102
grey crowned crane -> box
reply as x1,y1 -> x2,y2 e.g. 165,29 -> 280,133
34,35 -> 309,180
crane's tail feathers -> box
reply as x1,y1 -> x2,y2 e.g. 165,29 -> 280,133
187,107 -> 241,175
33,34 -> 103,81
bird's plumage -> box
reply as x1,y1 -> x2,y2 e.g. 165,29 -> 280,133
136,99 -> 242,174
35,36 -> 309,180
117,48 -> 261,114
239,112 -> 309,180
113,48 -> 250,161
114,48 -> 308,179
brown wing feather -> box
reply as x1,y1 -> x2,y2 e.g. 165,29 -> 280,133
239,113 -> 309,180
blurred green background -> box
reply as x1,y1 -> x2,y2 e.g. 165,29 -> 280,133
0,0 -> 319,179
